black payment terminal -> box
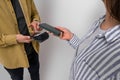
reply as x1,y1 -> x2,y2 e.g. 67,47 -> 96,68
39,23 -> 63,36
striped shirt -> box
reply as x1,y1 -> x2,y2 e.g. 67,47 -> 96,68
68,16 -> 120,80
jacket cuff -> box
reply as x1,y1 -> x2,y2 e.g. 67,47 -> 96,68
5,34 -> 18,46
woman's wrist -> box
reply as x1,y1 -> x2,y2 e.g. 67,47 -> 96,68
67,33 -> 74,41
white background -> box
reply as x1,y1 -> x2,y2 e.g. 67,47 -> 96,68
0,0 -> 105,80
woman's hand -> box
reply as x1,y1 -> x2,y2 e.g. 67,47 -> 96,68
56,26 -> 73,41
16,34 -> 32,43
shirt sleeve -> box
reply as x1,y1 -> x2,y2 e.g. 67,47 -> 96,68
67,34 -> 81,50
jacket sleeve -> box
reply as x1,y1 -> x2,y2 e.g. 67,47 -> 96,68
0,34 -> 18,47
31,0 -> 40,22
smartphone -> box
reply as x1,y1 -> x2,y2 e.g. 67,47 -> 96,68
31,32 -> 49,42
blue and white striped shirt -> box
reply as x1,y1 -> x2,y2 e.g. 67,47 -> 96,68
68,16 -> 120,80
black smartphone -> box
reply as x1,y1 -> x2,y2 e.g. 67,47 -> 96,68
39,23 -> 63,36
31,32 -> 49,42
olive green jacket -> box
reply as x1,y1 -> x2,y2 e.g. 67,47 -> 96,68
0,0 -> 40,69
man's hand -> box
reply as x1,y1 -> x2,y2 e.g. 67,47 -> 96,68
29,21 -> 42,33
16,34 -> 32,43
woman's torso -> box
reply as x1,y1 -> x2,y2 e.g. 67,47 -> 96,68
71,16 -> 120,80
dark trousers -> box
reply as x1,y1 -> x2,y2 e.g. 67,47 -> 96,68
4,51 -> 40,80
